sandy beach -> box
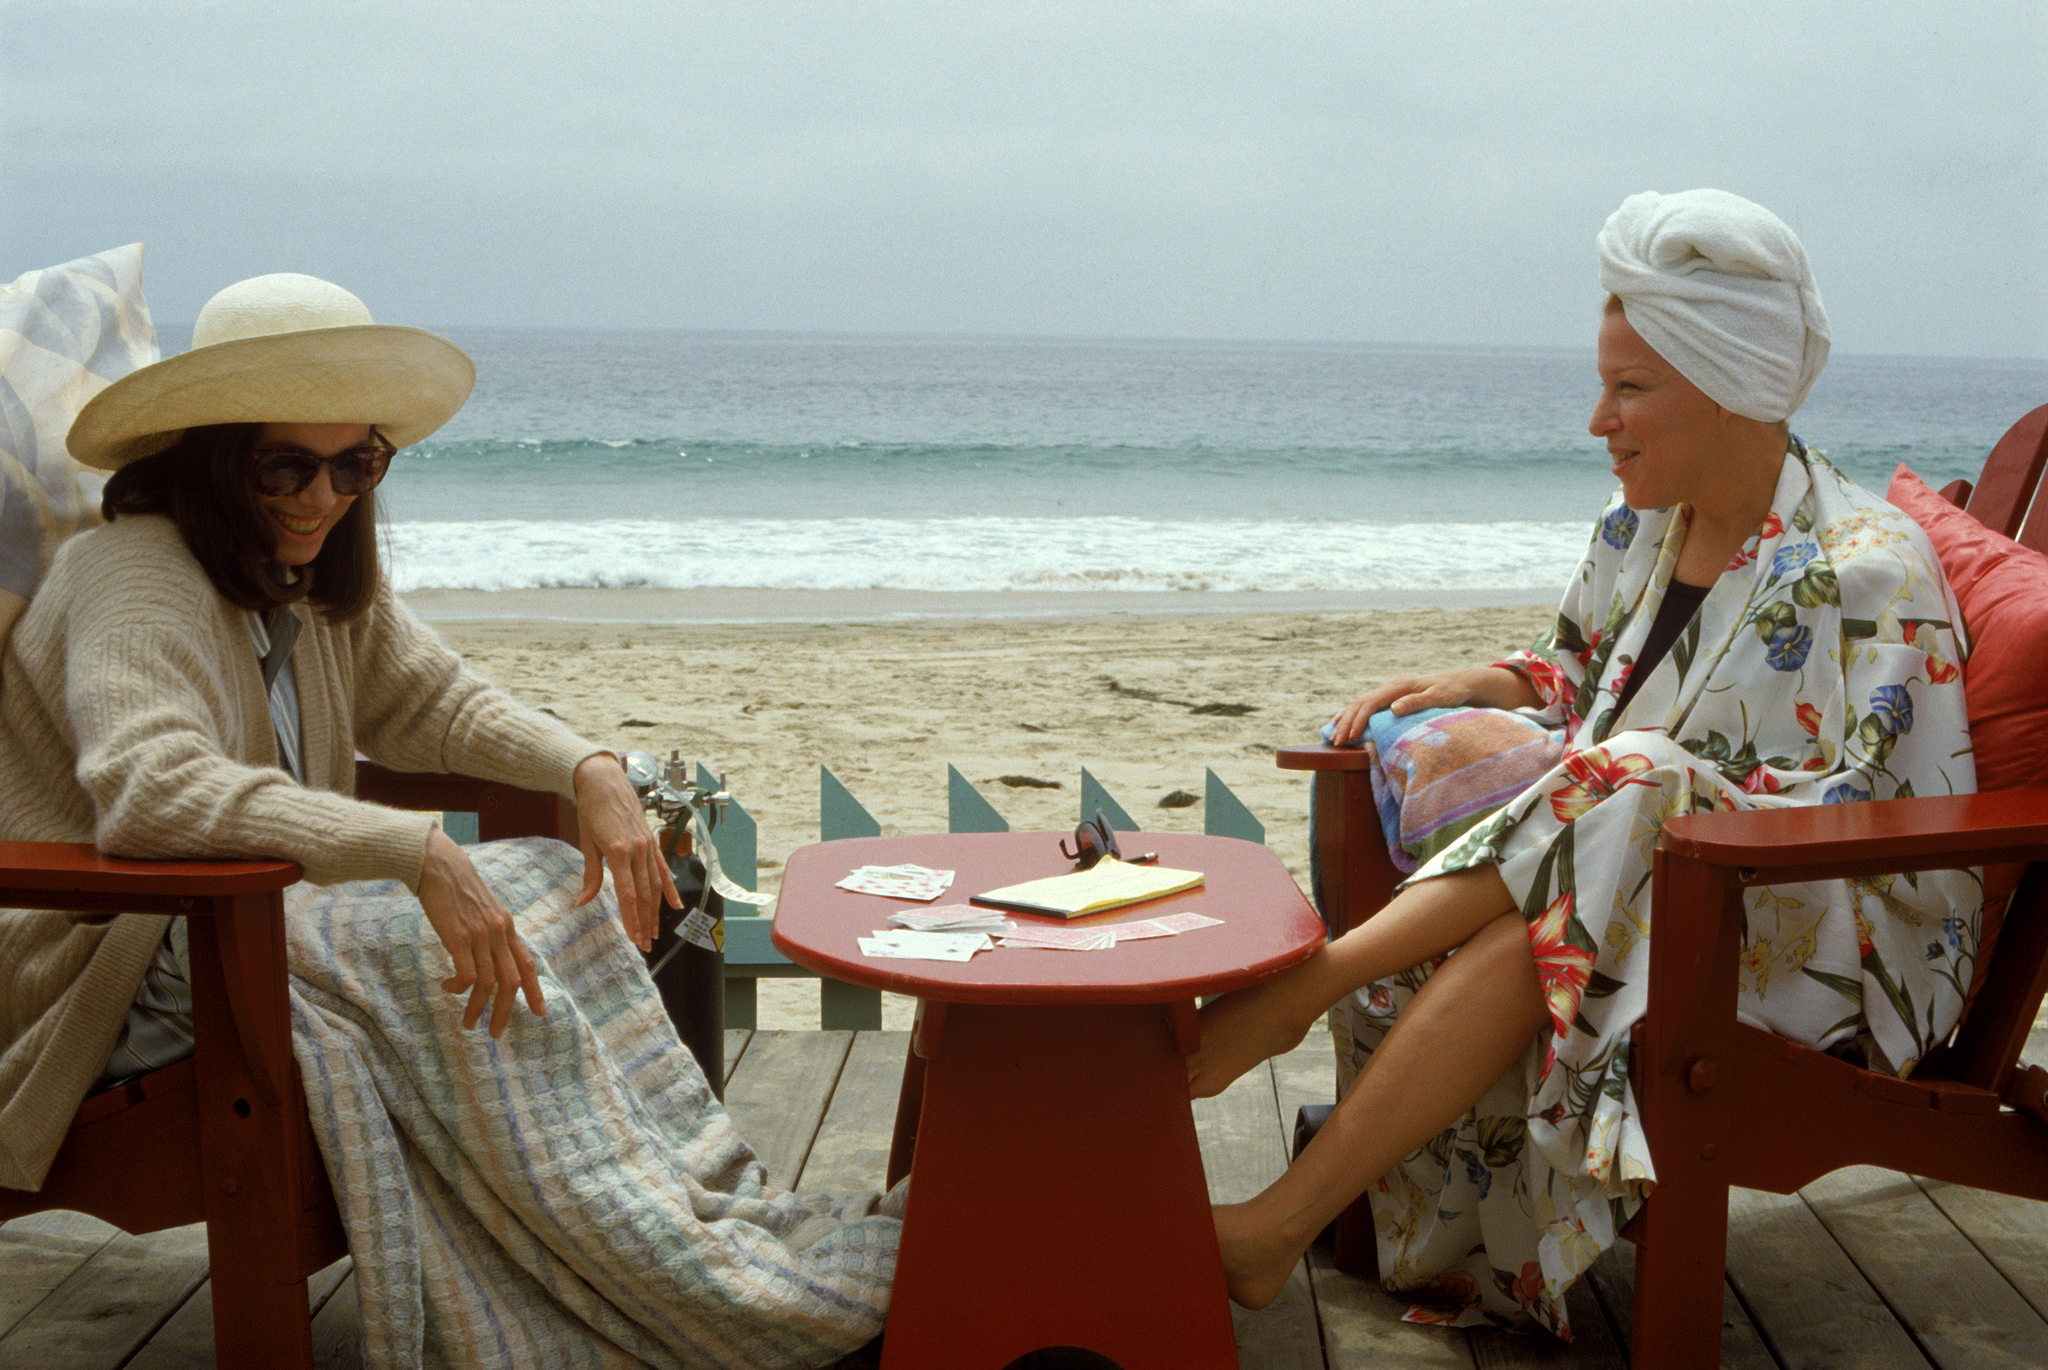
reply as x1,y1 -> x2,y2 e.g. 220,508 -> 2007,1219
414,594 -> 1557,1027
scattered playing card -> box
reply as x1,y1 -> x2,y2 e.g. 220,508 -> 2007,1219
996,925 -> 1118,951
988,910 -> 1227,951
1149,912 -> 1225,933
1106,918 -> 1178,941
890,904 -> 1013,934
836,863 -> 956,902
857,929 -> 992,962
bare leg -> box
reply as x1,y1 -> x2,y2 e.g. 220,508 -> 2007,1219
1213,909 -> 1547,1309
1188,865 -> 1519,1099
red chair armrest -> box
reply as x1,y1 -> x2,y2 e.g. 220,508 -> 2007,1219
0,840 -> 299,917
0,842 -> 303,1113
1659,789 -> 2048,880
1652,788 -> 2048,1104
1274,743 -> 1376,773
355,760 -> 500,811
354,760 -> 569,842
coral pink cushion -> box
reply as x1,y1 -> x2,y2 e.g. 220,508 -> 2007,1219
1886,464 -> 2048,1000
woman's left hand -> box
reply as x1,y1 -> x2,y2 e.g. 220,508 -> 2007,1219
572,753 -> 681,950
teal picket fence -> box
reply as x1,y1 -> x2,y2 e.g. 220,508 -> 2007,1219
447,765 -> 1267,1030
721,765 -> 1268,1030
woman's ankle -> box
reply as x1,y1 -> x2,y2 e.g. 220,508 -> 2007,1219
1213,1201 -> 1305,1310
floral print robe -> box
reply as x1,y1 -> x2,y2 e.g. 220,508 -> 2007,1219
1336,442 -> 1979,1336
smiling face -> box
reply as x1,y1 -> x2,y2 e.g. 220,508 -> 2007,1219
1588,307 -> 1732,511
250,422 -> 370,566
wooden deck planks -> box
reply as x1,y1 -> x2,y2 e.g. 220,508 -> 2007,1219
308,1268 -> 366,1370
722,1028 -> 855,1187
723,1027 -> 753,1083
1800,1165 -> 2048,1368
1466,1279 -> 1628,1369
1724,1184 -> 1928,1368
6,1022 -> 2047,1369
792,1030 -> 908,1197
0,1221 -> 208,1370
1301,1243 -> 1478,1370
0,1210 -> 116,1341
122,1260 -> 354,1370
1915,1178 -> 2048,1325
1581,1239 -> 1778,1370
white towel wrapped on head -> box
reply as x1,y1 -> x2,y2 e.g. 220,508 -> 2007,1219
1598,189 -> 1829,423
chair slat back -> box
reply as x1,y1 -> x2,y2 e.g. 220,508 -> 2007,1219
1962,402 -> 2048,552
1947,855 -> 2048,1095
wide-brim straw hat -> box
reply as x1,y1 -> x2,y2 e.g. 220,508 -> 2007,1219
68,272 -> 475,470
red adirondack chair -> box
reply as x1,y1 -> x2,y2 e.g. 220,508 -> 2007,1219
0,766 -> 568,1369
1278,403 -> 2048,1366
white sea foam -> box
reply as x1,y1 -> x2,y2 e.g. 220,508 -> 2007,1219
382,517 -> 1589,595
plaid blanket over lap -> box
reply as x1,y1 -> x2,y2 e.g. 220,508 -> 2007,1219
284,837 -> 897,1370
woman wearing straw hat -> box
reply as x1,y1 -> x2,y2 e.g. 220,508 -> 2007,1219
0,274 -> 897,1367
1187,190 -> 1980,1337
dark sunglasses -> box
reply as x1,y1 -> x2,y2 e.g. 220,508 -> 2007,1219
1060,810 -> 1123,870
249,436 -> 395,497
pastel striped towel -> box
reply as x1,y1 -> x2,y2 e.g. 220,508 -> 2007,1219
1329,707 -> 1566,874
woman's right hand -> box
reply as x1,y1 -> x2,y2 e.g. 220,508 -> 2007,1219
1328,666 -> 1541,745
417,826 -> 547,1037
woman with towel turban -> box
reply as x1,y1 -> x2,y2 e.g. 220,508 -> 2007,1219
1188,189 -> 1977,1336
0,273 -> 898,1367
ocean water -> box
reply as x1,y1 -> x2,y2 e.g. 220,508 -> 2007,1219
356,329 -> 2043,606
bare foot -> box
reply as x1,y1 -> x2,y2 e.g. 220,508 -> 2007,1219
1213,1201 -> 1304,1310
1185,953 -> 1333,1098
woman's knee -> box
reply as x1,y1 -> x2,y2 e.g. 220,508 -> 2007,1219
1466,912 -> 1547,1023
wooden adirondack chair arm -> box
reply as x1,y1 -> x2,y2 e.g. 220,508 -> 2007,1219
1649,786 -> 2048,1153
0,839 -> 300,913
1283,743 -> 2048,875
1274,743 -> 1375,772
354,759 -> 572,841
0,840 -> 305,1118
1659,788 -> 2048,881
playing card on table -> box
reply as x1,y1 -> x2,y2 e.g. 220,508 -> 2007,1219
890,904 -> 1012,934
1106,918 -> 1178,941
996,925 -> 1117,951
1149,912 -> 1224,933
857,929 -> 992,962
836,863 -> 956,901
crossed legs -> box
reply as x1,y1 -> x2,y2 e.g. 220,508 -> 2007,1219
1187,866 -> 1548,1309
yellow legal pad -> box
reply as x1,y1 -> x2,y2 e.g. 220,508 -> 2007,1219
969,857 -> 1205,919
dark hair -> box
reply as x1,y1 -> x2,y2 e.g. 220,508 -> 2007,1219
99,423 -> 380,622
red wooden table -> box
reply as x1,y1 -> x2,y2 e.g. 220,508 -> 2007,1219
773,830 -> 1324,1370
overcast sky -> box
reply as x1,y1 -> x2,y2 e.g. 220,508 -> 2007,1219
5,1 -> 2043,357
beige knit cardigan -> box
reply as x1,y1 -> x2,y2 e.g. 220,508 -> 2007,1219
0,515 -> 600,1190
